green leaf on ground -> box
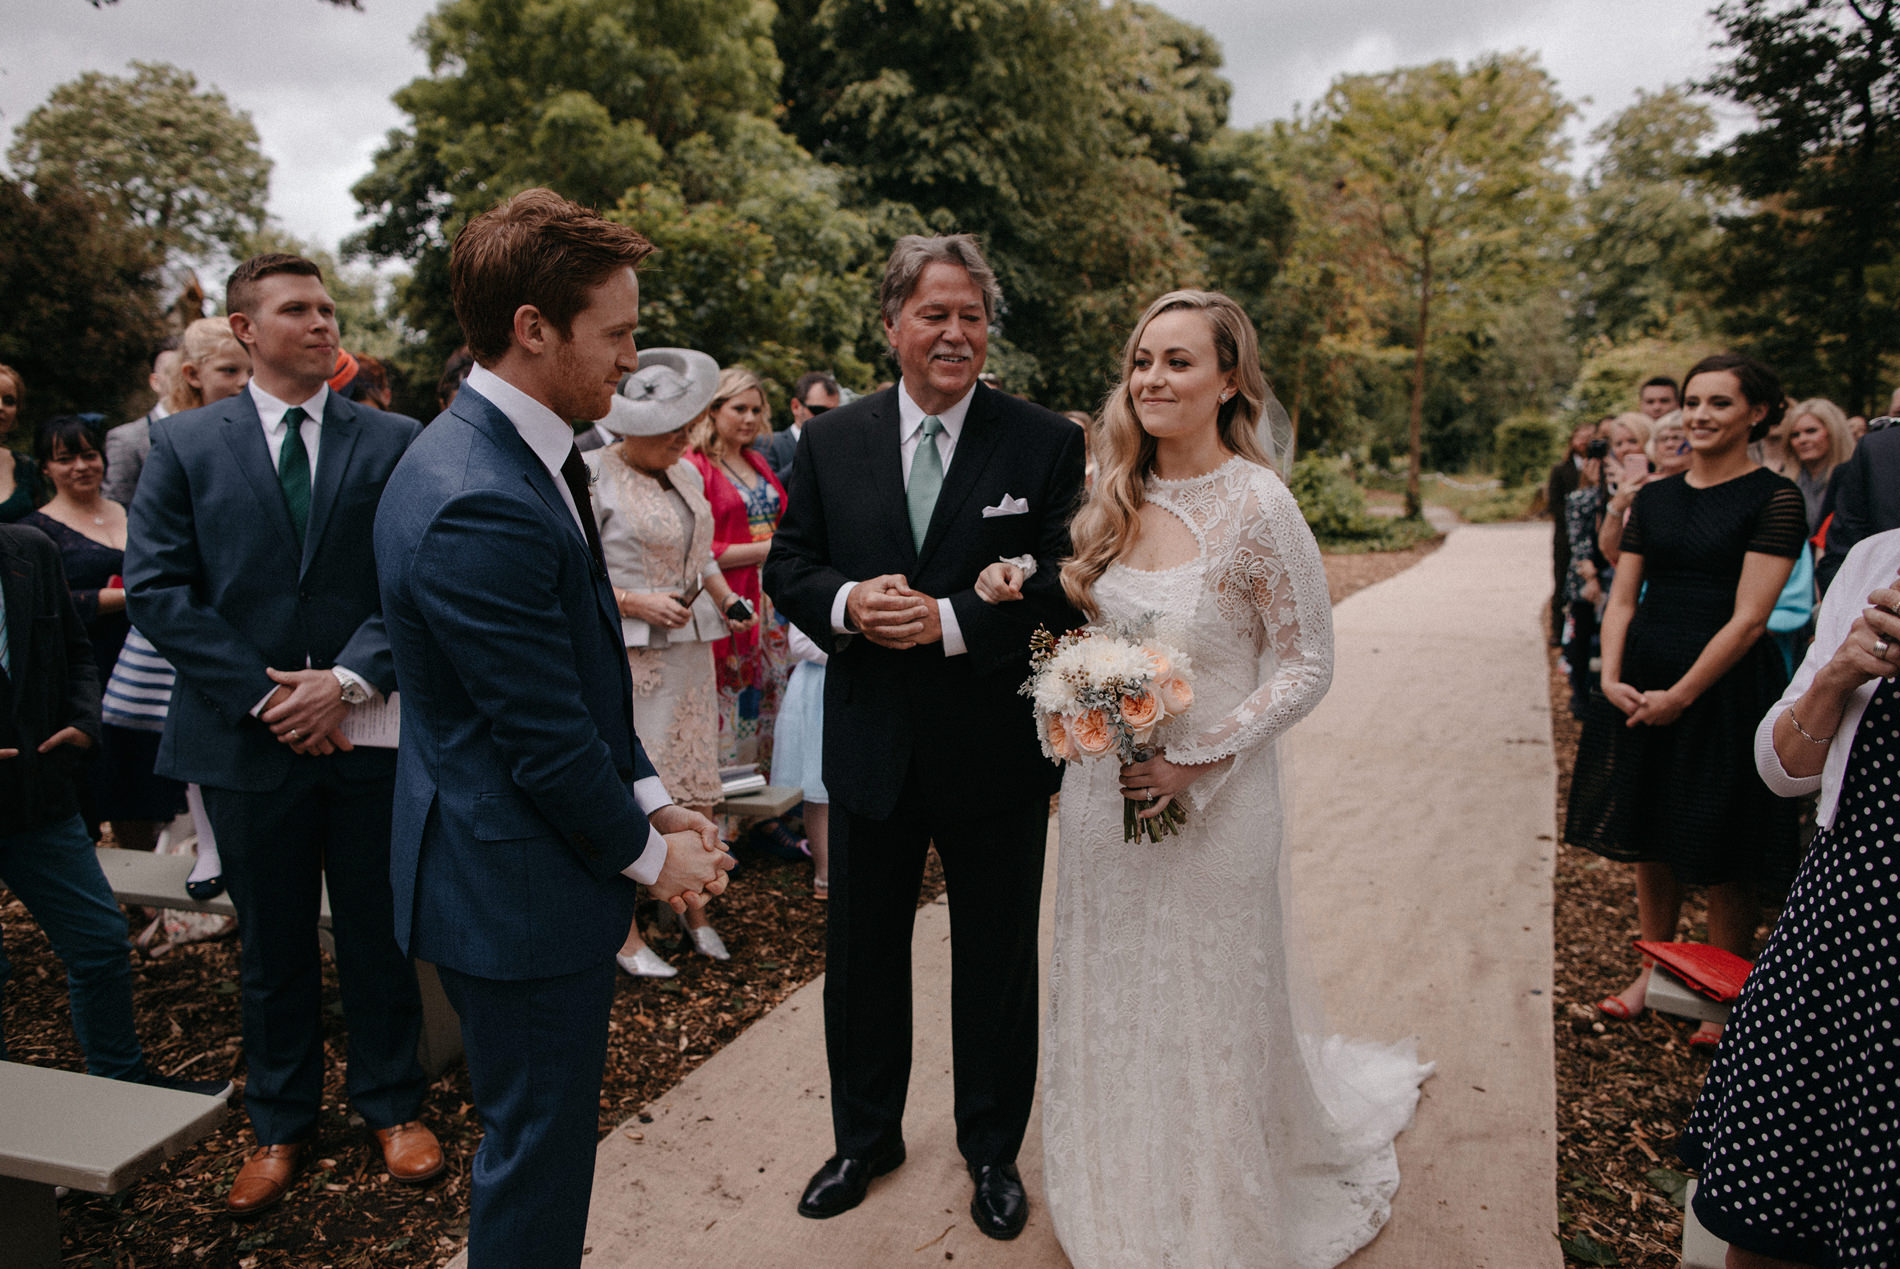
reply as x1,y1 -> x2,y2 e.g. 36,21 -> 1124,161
1646,1167 -> 1690,1209
1557,1232 -> 1620,1265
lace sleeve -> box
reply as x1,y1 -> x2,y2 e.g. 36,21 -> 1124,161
1165,469 -> 1334,813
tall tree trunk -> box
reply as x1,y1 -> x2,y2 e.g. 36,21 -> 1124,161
1406,245 -> 1432,520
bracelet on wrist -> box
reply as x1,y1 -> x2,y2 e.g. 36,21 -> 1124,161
1786,707 -> 1834,746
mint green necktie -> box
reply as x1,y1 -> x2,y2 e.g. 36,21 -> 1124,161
907,415 -> 944,552
278,407 -> 312,546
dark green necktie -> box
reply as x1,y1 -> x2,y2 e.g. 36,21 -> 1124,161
278,406 -> 312,546
907,415 -> 945,551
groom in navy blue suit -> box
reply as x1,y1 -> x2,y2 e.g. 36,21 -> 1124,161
126,254 -> 440,1215
375,188 -> 735,1267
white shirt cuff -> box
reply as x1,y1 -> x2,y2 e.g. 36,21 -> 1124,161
621,827 -> 668,886
938,597 -> 965,657
251,687 -> 276,718
332,665 -> 382,705
831,581 -> 857,634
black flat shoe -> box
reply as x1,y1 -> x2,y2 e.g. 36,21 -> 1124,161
796,1142 -> 905,1219
185,874 -> 225,901
969,1162 -> 1027,1240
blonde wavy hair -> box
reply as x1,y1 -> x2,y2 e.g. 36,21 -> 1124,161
1061,290 -> 1276,620
163,317 -> 247,413
689,366 -> 767,459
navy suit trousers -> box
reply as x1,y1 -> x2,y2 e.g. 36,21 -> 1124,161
201,758 -> 424,1143
436,959 -> 618,1267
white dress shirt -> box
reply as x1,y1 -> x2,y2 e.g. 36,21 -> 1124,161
245,380 -> 377,712
1756,527 -> 1900,828
464,363 -> 674,884
829,380 -> 974,657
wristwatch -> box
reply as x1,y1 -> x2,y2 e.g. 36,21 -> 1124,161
332,668 -> 370,706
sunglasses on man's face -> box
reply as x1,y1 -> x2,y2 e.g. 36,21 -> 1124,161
802,402 -> 831,416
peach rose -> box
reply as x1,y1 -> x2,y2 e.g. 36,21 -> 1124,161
1120,690 -> 1162,730
1069,709 -> 1116,756
1156,676 -> 1193,714
1142,645 -> 1172,679
1044,713 -> 1078,762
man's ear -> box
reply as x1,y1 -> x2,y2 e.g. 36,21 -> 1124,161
228,311 -> 256,351
512,304 -> 548,355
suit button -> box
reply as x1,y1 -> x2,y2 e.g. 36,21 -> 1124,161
299,590 -> 311,602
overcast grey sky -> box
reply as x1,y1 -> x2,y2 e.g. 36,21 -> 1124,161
0,0 -> 1737,257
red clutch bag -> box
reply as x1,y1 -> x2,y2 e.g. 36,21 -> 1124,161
1633,940 -> 1753,1003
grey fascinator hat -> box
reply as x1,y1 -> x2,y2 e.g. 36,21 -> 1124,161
600,348 -> 721,436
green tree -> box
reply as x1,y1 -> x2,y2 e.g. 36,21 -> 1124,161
1574,87 -> 1723,345
1294,54 -> 1575,513
352,0 -> 876,404
7,61 -> 271,267
775,0 -> 1202,407
0,177 -> 167,425
1702,0 -> 1900,410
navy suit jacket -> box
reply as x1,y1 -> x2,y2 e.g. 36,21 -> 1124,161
374,385 -> 661,981
763,384 -> 1085,820
125,391 -> 419,792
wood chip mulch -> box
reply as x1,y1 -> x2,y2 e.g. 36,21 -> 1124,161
3,538 -> 1438,1268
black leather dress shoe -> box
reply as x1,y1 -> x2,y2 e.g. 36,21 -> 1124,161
796,1142 -> 905,1219
969,1162 -> 1028,1239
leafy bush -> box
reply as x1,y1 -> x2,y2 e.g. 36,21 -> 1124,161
1493,415 -> 1561,489
1463,485 -> 1540,523
1289,455 -> 1383,544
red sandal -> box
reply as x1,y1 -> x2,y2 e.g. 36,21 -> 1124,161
1597,995 -> 1644,1021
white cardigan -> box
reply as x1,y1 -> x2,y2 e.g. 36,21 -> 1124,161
1756,526 -> 1900,827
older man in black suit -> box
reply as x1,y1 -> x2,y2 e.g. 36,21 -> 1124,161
765,234 -> 1084,1240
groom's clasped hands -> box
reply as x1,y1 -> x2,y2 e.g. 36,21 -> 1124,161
648,804 -> 736,914
848,573 -> 942,649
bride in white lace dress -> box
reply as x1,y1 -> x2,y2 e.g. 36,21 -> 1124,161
980,291 -> 1431,1267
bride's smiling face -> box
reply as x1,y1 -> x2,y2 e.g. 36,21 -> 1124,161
1130,309 -> 1234,442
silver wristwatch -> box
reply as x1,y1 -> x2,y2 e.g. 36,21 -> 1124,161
332,668 -> 370,706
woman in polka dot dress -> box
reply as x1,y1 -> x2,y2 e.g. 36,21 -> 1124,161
1680,527 -> 1900,1267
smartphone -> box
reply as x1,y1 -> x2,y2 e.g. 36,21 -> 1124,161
1622,454 -> 1648,485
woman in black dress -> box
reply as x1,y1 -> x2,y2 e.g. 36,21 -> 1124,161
20,416 -> 185,848
1565,354 -> 1806,1045
1679,528 -> 1900,1268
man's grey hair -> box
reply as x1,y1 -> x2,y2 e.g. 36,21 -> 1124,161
879,234 -> 1004,331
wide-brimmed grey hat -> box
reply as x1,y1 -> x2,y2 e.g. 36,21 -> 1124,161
599,347 -> 720,436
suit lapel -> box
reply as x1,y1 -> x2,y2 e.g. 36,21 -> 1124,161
865,391 -> 915,569
219,394 -> 301,561
917,384 -> 1002,571
455,388 -> 620,628
0,533 -> 33,684
302,395 -> 361,578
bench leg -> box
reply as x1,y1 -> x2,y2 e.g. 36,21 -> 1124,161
315,930 -> 463,1076
413,961 -> 464,1077
0,1176 -> 61,1268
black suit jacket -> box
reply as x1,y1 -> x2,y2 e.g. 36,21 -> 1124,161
125,390 -> 421,792
0,524 -> 102,833
1818,426 -> 1900,594
764,384 -> 1085,820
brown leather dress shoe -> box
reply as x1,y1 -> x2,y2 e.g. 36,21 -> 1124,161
226,1143 -> 302,1216
374,1121 -> 445,1183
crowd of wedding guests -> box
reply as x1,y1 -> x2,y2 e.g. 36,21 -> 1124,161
1551,357 -> 1900,1266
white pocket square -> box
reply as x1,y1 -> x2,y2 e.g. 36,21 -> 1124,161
982,495 -> 1029,518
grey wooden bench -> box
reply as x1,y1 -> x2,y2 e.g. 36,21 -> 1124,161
0,1060 -> 228,1267
715,784 -> 805,821
92,847 -> 464,1075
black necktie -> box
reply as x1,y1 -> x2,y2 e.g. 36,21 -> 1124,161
559,445 -> 609,576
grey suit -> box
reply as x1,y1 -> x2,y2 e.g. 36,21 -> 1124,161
102,411 -> 158,505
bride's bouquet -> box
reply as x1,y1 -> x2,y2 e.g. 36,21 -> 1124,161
1022,618 -> 1194,844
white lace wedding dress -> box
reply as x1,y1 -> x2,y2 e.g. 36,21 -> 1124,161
1043,456 -> 1432,1269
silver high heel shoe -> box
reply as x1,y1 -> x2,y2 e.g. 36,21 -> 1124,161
685,921 -> 730,961
616,945 -> 678,978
